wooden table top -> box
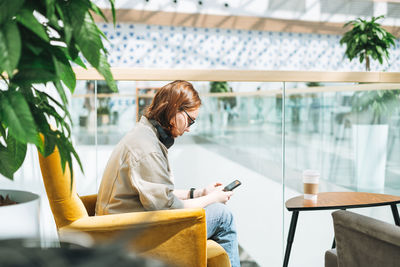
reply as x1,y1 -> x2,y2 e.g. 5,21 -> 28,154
285,192 -> 400,211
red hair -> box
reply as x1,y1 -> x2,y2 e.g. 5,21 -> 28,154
144,80 -> 201,133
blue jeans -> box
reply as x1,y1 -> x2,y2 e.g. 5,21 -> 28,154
205,203 -> 240,267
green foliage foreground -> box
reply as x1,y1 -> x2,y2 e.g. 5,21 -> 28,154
0,0 -> 116,180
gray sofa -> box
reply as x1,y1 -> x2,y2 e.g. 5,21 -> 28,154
325,210 -> 400,267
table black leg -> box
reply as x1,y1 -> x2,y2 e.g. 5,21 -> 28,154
283,211 -> 299,267
390,204 -> 400,226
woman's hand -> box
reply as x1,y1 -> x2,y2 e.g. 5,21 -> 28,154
209,186 -> 233,204
202,182 -> 223,196
181,184 -> 233,208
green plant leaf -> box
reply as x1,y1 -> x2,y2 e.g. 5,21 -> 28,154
360,34 -> 367,43
75,15 -> 103,68
44,131 -> 56,157
343,20 -> 356,28
66,2 -> 103,68
0,145 -> 16,179
52,51 -> 76,93
387,33 -> 396,46
89,1 -> 108,22
359,53 -> 364,63
33,87 -> 72,137
0,0 -> 25,26
376,45 -> 384,55
54,133 -> 68,173
5,135 -> 27,173
0,123 -> 5,137
378,56 -> 383,64
375,29 -> 383,40
0,130 -> 27,180
53,79 -> 69,107
109,0 -> 116,25
12,49 -> 58,85
55,3 -> 73,46
72,56 -> 87,69
44,0 -> 56,25
34,133 -> 44,154
53,80 -> 73,124
16,7 -> 49,42
0,91 -> 38,145
373,15 -> 385,22
13,69 -> 58,85
97,52 -> 117,92
25,42 -> 44,56
0,21 -> 21,77
64,43 -> 87,69
63,136 -> 83,174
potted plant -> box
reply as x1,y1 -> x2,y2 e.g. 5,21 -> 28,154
0,189 -> 40,240
97,81 -> 114,126
288,94 -> 301,131
0,0 -> 116,239
209,81 -> 234,108
209,81 -> 237,133
340,15 -> 399,191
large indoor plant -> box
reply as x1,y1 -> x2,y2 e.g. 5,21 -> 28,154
0,0 -> 116,237
209,81 -> 236,109
209,81 -> 236,134
0,0 -> 116,180
340,15 -> 399,191
340,15 -> 396,72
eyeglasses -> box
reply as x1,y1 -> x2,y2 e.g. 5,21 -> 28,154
183,109 -> 195,127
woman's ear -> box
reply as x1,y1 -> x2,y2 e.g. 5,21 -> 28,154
170,114 -> 177,126
169,114 -> 178,135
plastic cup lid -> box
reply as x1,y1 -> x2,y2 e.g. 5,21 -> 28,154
302,169 -> 320,177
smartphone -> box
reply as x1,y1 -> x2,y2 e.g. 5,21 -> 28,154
223,180 -> 242,191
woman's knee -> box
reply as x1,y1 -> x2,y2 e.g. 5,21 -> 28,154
207,203 -> 234,224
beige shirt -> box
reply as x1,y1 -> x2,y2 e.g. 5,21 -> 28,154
95,116 -> 183,215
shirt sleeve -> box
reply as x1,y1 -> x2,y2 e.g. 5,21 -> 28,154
128,151 -> 184,211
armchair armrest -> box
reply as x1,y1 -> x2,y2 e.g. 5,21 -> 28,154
63,208 -> 205,231
59,208 -> 207,267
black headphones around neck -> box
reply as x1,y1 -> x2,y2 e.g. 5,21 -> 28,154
149,119 -> 175,149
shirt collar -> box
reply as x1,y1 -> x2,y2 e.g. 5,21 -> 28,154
139,116 -> 174,149
139,116 -> 158,137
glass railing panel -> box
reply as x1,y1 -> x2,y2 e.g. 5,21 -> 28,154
95,81 -> 137,190
192,81 -> 284,267
71,80 -> 138,194
282,81 -> 350,267
282,82 -> 400,267
70,80 -> 97,195
350,84 -> 400,197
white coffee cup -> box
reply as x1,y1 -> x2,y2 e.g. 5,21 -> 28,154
303,169 -> 320,201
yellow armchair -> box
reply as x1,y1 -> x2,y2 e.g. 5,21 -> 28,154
38,146 -> 230,267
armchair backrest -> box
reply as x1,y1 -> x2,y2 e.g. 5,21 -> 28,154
38,146 -> 89,229
332,210 -> 400,267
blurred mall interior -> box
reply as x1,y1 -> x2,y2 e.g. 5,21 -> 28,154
1,1 -> 400,266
